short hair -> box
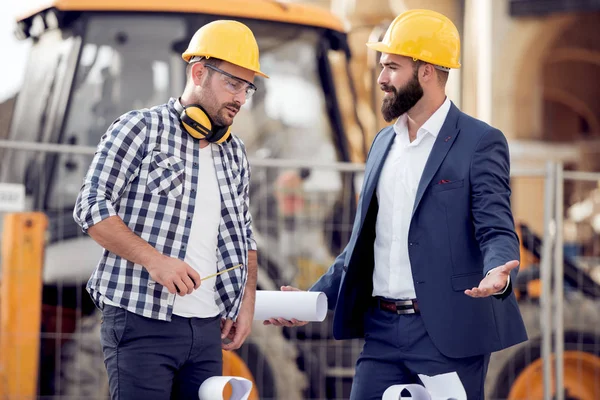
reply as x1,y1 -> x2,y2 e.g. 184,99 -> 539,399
436,69 -> 449,86
413,59 -> 449,87
186,56 -> 223,80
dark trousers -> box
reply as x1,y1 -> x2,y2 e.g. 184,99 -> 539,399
100,304 -> 222,400
350,304 -> 490,400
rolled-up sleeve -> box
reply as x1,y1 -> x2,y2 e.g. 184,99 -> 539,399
73,111 -> 147,232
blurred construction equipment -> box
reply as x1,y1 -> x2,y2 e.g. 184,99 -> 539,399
0,1 -> 363,398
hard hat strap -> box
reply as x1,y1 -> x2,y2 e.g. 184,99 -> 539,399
189,56 -> 205,64
413,57 -> 451,72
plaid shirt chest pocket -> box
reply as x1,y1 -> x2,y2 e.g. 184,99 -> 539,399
146,152 -> 186,200
219,153 -> 243,205
230,170 -> 243,200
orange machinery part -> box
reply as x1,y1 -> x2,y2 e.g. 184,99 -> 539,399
0,212 -> 48,398
222,350 -> 260,399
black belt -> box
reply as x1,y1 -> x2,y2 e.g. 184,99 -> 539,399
377,298 -> 420,315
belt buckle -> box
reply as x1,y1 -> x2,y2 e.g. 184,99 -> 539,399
394,299 -> 415,315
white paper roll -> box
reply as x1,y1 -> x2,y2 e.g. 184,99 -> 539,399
253,290 -> 328,322
198,376 -> 252,400
418,372 -> 466,400
383,384 -> 432,400
383,371 -> 466,400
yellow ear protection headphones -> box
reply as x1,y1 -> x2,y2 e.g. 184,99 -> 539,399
180,103 -> 231,144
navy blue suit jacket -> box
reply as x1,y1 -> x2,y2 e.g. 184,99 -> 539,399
310,103 -> 528,358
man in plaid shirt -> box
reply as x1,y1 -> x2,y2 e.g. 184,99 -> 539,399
73,20 -> 268,399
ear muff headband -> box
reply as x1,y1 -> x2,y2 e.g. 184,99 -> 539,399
180,104 -> 231,144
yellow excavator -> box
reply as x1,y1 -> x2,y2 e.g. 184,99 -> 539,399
0,1 -> 365,399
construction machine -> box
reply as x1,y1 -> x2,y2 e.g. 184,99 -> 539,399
485,222 -> 600,400
0,1 -> 367,398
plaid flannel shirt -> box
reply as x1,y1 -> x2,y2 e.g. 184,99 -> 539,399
74,98 -> 256,321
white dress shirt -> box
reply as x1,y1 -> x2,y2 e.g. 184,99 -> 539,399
372,98 -> 452,299
372,98 -> 508,299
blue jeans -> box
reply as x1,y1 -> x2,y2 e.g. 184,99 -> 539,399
350,305 -> 490,400
100,304 -> 222,400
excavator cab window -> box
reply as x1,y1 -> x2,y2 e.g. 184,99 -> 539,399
45,15 -> 187,214
0,26 -> 80,244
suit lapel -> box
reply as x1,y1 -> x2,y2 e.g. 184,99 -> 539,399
412,103 -> 461,216
361,127 -> 395,222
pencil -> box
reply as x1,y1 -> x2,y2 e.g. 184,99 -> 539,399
201,263 -> 243,281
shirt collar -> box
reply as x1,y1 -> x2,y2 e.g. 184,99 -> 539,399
421,97 -> 452,138
393,97 -> 452,139
171,97 -> 184,115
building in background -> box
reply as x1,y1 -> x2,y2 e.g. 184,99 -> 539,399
308,0 -> 600,237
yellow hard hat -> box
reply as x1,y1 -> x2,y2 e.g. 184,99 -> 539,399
182,20 -> 269,78
366,9 -> 461,69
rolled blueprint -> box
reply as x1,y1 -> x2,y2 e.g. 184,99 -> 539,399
198,376 -> 252,400
253,290 -> 328,322
383,372 -> 466,400
383,384 -> 433,400
383,384 -> 461,400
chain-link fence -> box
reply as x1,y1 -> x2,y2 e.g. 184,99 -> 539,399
0,142 -> 365,400
486,164 -> 600,400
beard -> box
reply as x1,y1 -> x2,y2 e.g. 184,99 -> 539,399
201,76 -> 240,127
381,71 -> 424,122
214,102 -> 240,127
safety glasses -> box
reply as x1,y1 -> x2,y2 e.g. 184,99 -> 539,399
204,64 -> 257,100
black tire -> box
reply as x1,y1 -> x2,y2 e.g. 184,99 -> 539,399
490,331 -> 600,399
486,296 -> 600,399
240,321 -> 307,400
59,310 -> 109,399
235,340 -> 277,399
296,342 -> 327,399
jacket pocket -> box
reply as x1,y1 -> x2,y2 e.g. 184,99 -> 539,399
146,152 -> 185,200
431,179 -> 464,193
451,271 -> 482,291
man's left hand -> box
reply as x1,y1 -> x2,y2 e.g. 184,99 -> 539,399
221,302 -> 254,351
465,260 -> 519,298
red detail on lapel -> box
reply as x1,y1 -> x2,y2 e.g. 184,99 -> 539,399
445,136 -> 452,142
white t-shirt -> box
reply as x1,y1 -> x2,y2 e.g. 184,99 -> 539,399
172,143 -> 221,318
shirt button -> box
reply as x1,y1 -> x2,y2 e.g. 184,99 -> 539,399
193,162 -> 198,167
